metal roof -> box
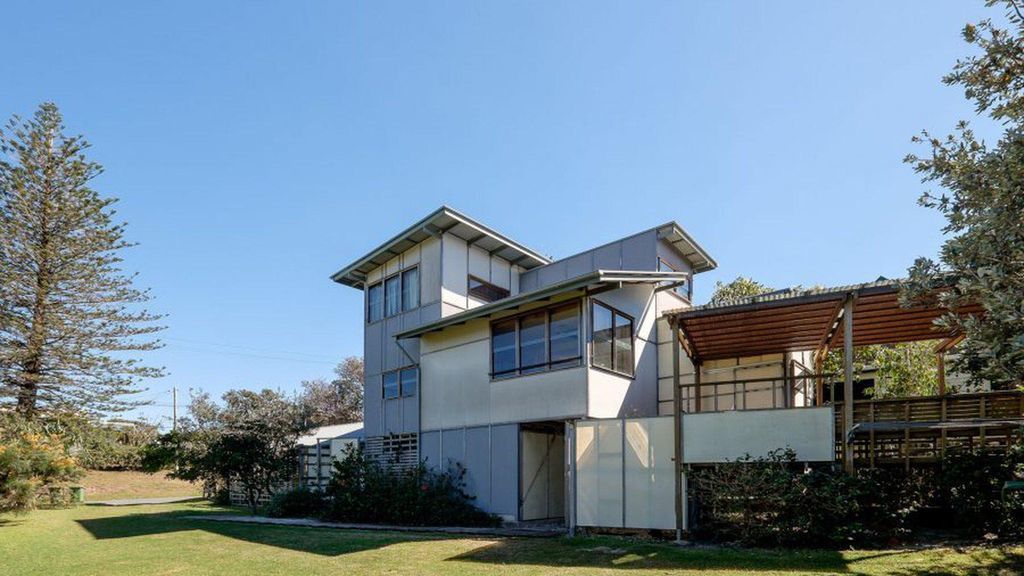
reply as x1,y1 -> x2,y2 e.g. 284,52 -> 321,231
395,270 -> 691,339
656,222 -> 717,273
330,206 -> 552,289
297,422 -> 364,446
664,279 -> 980,361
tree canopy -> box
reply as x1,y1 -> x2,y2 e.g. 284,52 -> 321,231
297,357 -> 363,428
902,0 -> 1024,388
708,277 -> 774,305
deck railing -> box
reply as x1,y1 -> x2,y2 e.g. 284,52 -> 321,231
835,390 -> 1024,469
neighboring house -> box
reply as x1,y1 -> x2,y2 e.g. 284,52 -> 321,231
229,422 -> 363,506
297,422 -> 364,490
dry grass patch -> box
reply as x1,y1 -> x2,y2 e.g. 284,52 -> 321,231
79,470 -> 201,501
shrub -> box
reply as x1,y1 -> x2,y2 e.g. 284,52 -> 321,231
689,449 -> 921,548
0,417 -> 83,515
264,486 -> 326,518
934,441 -> 1024,538
323,446 -> 499,527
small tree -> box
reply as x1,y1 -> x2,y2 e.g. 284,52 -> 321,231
0,103 -> 164,418
708,276 -> 774,305
297,357 -> 363,427
903,0 -> 1024,388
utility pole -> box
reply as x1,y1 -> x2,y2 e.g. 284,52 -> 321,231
172,387 -> 177,433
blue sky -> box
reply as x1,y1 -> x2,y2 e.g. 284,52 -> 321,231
1,1 -> 1003,426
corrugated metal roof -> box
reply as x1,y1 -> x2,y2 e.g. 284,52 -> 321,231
666,278 -> 901,316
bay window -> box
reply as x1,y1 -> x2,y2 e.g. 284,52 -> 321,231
591,301 -> 634,376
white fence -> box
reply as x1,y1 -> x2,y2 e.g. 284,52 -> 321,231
573,407 -> 834,531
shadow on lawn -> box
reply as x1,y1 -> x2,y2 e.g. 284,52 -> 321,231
75,508 -> 450,557
75,510 -> 1024,574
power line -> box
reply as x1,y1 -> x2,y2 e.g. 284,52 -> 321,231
163,343 -> 338,365
163,337 -> 338,361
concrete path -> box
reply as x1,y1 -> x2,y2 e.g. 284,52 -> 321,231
88,496 -> 204,506
185,514 -> 564,538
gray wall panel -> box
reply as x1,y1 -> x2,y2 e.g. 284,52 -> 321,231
463,427 -> 492,511
420,430 -> 441,467
489,423 -> 520,518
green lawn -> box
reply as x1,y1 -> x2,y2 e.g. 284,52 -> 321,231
1,502 -> 1021,576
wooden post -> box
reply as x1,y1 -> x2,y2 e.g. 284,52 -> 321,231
694,361 -> 703,413
671,318 -> 683,542
937,353 -> 947,396
843,296 -> 855,472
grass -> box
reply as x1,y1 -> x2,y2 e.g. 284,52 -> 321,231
78,470 -> 201,501
1,502 -> 1021,576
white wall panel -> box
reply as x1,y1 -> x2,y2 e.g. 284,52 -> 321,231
575,420 -> 623,528
624,418 -> 675,530
682,407 -> 834,463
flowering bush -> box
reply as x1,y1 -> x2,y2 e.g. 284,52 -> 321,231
0,420 -> 82,514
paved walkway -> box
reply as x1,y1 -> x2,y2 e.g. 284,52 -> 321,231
88,496 -> 204,506
184,514 -> 565,537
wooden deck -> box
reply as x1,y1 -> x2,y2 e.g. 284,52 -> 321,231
835,390 -> 1024,470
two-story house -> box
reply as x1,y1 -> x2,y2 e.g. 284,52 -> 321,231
331,206 -> 716,523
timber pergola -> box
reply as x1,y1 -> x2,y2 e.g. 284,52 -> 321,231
664,279 -> 981,471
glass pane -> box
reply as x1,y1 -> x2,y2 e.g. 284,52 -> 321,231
614,312 -> 633,375
385,275 -> 401,317
367,283 -> 383,323
519,312 -> 547,373
402,268 -> 420,311
549,304 -> 580,366
491,319 -> 517,377
592,303 -> 613,370
400,367 -> 418,397
383,372 -> 399,399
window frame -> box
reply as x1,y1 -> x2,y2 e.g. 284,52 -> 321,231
367,265 -> 421,324
589,299 -> 635,378
468,275 -> 511,303
367,282 -> 384,323
657,257 -> 692,301
382,366 -> 418,398
489,300 -> 582,380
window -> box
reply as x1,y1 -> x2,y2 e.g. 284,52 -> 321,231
491,319 -> 518,378
401,267 -> 419,311
383,371 -> 400,399
369,266 -> 421,323
400,367 -> 418,396
591,301 -> 634,376
383,367 -> 418,398
490,302 -> 581,378
469,276 -> 510,303
518,311 -> 547,374
658,258 -> 692,300
367,282 -> 383,323
549,304 -> 581,368
385,275 -> 401,317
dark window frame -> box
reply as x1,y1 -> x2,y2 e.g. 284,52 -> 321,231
590,299 -> 635,378
489,300 -> 582,380
657,257 -> 692,301
382,366 -> 418,398
366,265 -> 420,324
468,275 -> 511,303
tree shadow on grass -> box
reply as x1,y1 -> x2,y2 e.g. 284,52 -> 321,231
75,508 -> 458,557
446,537 -> 867,573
